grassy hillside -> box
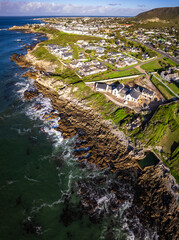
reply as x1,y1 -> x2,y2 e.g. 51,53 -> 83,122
136,101 -> 179,181
134,7 -> 179,21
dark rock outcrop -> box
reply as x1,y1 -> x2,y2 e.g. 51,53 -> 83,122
24,90 -> 39,100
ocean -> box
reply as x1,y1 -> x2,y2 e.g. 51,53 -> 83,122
0,17 -> 158,240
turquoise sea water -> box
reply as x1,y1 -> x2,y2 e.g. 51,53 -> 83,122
0,17 -> 158,240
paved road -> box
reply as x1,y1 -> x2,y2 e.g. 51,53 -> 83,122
152,74 -> 179,98
133,39 -> 179,65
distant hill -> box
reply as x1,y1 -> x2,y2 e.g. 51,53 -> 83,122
134,7 -> 179,21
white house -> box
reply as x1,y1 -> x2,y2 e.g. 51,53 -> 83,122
126,88 -> 141,102
112,84 -> 124,96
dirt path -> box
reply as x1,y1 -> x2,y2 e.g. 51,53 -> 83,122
104,93 -> 137,111
134,62 -> 165,100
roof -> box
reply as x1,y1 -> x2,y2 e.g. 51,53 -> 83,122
95,82 -> 107,90
120,87 -> 130,94
142,88 -> 154,96
129,88 -> 141,99
63,52 -> 73,57
116,83 -> 124,91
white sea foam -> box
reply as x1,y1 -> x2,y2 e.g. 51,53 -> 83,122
11,127 -> 31,135
0,180 -> 18,190
15,74 -> 64,148
15,79 -> 34,100
24,176 -> 40,183
23,92 -> 63,147
32,197 -> 64,213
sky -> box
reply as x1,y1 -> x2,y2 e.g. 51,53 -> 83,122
0,0 -> 178,16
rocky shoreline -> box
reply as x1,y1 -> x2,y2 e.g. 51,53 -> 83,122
10,25 -> 179,239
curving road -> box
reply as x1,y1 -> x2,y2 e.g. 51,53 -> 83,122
133,39 -> 179,65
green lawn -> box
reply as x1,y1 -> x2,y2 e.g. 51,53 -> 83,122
84,68 -> 141,82
141,58 -> 178,72
141,59 -> 163,72
104,68 -> 141,79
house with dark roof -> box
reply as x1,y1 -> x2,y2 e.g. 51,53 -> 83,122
112,84 -> 124,96
118,87 -> 130,99
95,82 -> 108,91
126,88 -> 141,102
107,82 -> 119,93
160,68 -> 178,82
94,82 -> 155,103
133,85 -> 155,100
61,52 -> 73,60
142,88 -> 155,99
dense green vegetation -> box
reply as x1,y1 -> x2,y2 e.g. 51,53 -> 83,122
72,44 -> 79,59
135,102 -> 179,182
54,68 -> 80,84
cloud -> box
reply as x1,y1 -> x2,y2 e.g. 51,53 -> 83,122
108,3 -> 121,6
0,1 -> 148,16
137,4 -> 146,8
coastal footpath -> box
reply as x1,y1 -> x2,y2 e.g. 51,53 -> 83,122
9,24 -> 179,239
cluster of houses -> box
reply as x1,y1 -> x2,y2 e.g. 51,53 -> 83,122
51,23 -> 110,39
160,67 -> 179,83
44,17 -> 178,61
76,40 -> 138,67
47,44 -> 73,60
76,60 -> 107,77
95,82 -> 155,103
46,40 -> 138,77
124,28 -> 178,57
105,54 -> 138,68
47,43 -> 108,76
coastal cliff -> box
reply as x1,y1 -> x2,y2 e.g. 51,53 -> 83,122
9,25 -> 179,240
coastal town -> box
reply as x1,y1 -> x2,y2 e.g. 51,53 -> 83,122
30,16 -> 178,114
10,16 -> 179,115
9,15 -> 179,158
6,6 -> 179,240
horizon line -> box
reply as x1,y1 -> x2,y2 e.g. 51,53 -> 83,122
0,15 -> 133,18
